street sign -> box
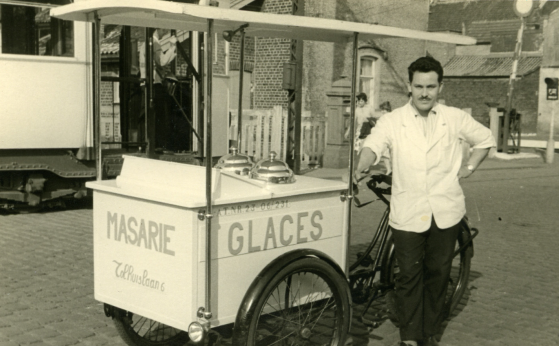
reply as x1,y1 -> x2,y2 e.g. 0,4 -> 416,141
545,77 -> 558,101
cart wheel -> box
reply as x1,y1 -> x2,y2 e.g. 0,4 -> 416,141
244,257 -> 351,346
113,308 -> 189,346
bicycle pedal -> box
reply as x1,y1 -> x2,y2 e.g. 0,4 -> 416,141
359,316 -> 380,329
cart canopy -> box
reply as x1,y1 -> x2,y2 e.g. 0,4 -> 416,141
51,0 -> 476,45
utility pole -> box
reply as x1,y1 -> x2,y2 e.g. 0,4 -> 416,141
502,17 -> 524,154
503,0 -> 534,154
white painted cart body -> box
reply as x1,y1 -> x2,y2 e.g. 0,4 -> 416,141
86,155 -> 348,331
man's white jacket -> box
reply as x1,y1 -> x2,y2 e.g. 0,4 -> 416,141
362,102 -> 496,232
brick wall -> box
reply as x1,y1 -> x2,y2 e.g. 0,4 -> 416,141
229,35 -> 255,70
252,0 -> 293,109
310,0 -> 430,115
252,0 -> 431,114
213,34 -> 227,75
441,70 -> 539,133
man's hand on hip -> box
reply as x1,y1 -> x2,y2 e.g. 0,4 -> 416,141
458,165 -> 474,179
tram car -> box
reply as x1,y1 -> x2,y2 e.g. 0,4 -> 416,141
0,0 -> 95,210
0,0 -> 202,211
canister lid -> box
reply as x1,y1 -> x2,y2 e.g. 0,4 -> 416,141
214,147 -> 254,175
249,152 -> 296,184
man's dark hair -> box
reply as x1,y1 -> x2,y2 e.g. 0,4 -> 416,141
408,56 -> 443,83
356,92 -> 368,102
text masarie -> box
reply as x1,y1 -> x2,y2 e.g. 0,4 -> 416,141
106,212 -> 175,256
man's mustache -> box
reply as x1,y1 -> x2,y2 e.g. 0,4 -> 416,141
419,97 -> 431,101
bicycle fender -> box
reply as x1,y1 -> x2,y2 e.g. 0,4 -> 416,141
231,248 -> 347,345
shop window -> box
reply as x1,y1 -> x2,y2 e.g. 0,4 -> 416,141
0,4 -> 74,57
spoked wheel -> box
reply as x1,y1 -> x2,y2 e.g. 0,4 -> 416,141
246,257 -> 351,346
380,225 -> 473,323
113,308 -> 189,346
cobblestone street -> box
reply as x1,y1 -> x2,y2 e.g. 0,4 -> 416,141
1,155 -> 558,346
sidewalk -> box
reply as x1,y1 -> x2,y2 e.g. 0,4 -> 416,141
302,151 -> 558,180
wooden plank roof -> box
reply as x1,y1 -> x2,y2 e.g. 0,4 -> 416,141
444,54 -> 542,77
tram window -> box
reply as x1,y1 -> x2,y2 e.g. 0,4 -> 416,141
0,4 -> 74,57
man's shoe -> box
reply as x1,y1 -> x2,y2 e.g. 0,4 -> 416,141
423,336 -> 439,346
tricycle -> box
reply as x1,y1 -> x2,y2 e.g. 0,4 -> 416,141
51,1 -> 475,345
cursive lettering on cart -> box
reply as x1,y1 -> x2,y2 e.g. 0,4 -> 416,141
107,212 -> 175,256
113,260 -> 166,292
228,210 -> 323,255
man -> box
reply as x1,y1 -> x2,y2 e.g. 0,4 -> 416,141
354,56 -> 495,346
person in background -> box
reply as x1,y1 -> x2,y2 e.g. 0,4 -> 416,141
345,92 -> 375,154
354,56 -> 495,346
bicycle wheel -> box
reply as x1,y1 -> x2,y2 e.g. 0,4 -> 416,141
113,308 -> 189,346
380,224 -> 473,321
246,257 -> 351,346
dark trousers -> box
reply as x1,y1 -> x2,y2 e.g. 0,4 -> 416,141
391,217 -> 460,341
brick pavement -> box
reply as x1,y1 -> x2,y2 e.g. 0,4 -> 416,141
1,155 -> 558,346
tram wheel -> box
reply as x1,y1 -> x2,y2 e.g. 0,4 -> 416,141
245,257 -> 351,346
113,308 -> 189,346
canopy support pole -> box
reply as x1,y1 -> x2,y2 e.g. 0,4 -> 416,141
346,32 -> 359,274
204,18 -> 214,321
93,13 -> 102,180
237,27 -> 246,151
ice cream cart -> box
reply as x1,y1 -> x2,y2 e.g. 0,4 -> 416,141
51,1 -> 476,345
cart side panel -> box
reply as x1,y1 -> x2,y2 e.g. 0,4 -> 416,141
93,191 -> 197,331
196,191 -> 347,326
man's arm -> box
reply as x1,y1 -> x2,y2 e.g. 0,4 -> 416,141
458,147 -> 490,179
354,147 -> 378,182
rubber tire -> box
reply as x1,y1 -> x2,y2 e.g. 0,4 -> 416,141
113,309 -> 189,346
245,257 -> 351,346
380,225 -> 473,321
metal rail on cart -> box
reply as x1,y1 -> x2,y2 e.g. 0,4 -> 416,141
52,0 -> 476,340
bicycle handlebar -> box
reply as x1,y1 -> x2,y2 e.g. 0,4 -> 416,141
366,174 -> 392,205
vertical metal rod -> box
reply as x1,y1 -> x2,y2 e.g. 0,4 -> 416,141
292,0 -> 304,174
204,18 -> 214,316
237,29 -> 246,151
346,32 -> 359,274
93,13 -> 102,181
293,39 -> 304,174
503,17 -> 525,154
146,28 -> 156,158
194,32 -> 203,154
